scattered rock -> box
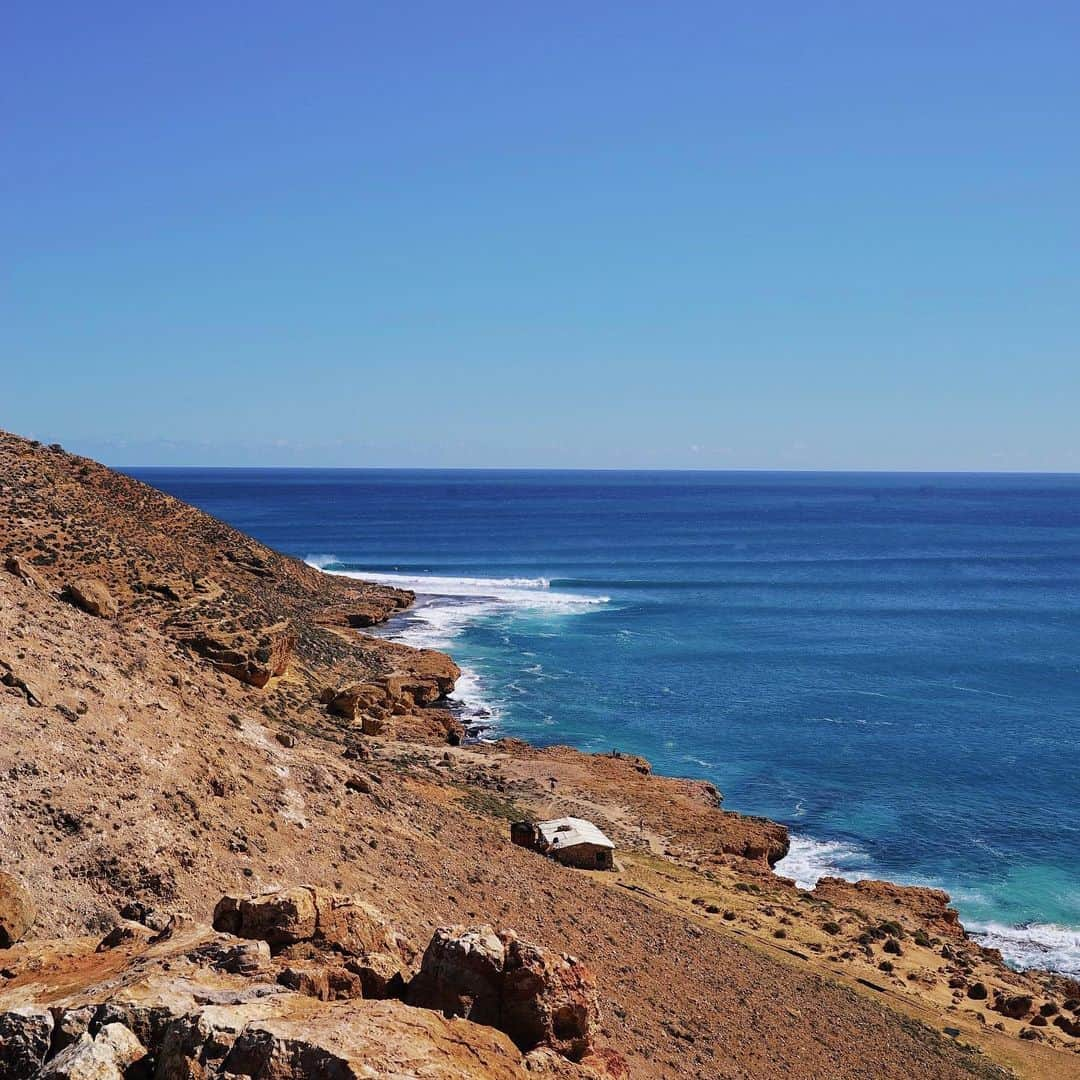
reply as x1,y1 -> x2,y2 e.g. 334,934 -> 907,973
62,578 -> 118,619
994,993 -> 1033,1020
3,556 -> 41,587
812,878 -> 964,941
0,1005 -> 53,1078
0,661 -> 43,707
37,1022 -> 145,1079
0,872 -> 35,947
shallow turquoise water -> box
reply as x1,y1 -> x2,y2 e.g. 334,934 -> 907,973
130,468 -> 1080,974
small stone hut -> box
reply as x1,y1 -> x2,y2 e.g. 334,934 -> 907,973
511,817 -> 615,870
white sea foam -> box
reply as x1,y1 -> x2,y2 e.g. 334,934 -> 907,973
773,834 -> 876,890
967,921 -> 1080,977
315,566 -> 608,609
306,561 -> 607,737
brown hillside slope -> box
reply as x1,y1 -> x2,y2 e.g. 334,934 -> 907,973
0,430 -> 1070,1078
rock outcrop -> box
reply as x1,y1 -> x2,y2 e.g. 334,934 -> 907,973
38,1022 -> 145,1080
169,618 -> 296,688
811,877 -> 965,942
0,906 -> 618,1080
62,578 -> 118,619
0,872 -> 35,947
214,887 -> 411,999
408,926 -> 603,1061
315,589 -> 414,629
3,555 -> 42,588
215,998 -> 529,1080
0,1005 -> 54,1078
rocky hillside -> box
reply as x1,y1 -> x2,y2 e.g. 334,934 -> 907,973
1,430 -> 1076,1078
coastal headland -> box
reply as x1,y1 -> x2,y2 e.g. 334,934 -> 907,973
1,429 -> 1077,1078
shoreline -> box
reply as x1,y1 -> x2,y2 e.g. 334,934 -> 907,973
348,573 -> 1080,981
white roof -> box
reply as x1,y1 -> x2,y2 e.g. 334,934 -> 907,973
536,817 -> 614,850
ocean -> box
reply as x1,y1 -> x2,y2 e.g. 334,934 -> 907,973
128,468 -> 1080,976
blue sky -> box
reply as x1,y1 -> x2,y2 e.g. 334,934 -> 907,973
4,2 -> 1078,468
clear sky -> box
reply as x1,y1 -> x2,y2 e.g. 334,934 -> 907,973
4,3 -> 1078,469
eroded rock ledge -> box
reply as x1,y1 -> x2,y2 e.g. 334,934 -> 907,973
0,887 -> 625,1080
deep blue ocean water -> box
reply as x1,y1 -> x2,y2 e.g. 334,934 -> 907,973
128,468 -> 1080,974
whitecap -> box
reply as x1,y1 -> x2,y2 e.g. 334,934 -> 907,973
773,834 -> 877,890
445,665 -> 501,735
967,921 -> 1080,977
305,562 -> 608,738
312,566 -> 608,609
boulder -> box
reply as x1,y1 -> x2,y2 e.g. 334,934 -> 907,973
37,1022 -> 145,1080
994,993 -> 1034,1020
408,927 -> 602,1060
221,998 -> 527,1080
187,937 -> 272,976
501,936 -> 601,1061
308,890 -> 407,966
276,960 -> 366,1002
407,925 -> 506,1026
524,1047 -> 629,1078
213,888 -> 318,950
3,555 -> 41,587
1054,1014 -> 1080,1037
96,921 -> 155,952
0,1005 -> 54,1079
50,1007 -> 96,1055
154,1001 -> 275,1080
213,888 -> 409,996
0,871 -> 35,947
62,578 -> 118,619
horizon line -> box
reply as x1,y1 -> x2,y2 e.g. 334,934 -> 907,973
116,463 -> 1080,477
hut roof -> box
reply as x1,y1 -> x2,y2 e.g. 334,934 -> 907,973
536,817 -> 615,850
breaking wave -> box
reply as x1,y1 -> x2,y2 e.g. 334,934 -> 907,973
966,920 -> 1080,977
309,563 -> 608,609
305,560 -> 608,738
773,834 -> 877,889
